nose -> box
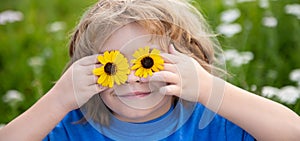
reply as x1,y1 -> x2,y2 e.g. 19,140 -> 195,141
126,71 -> 140,83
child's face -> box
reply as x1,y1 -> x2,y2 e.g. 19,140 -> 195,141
98,23 -> 173,123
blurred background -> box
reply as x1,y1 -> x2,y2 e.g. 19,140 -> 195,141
0,0 -> 299,126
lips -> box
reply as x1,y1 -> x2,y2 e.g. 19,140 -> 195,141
118,91 -> 151,98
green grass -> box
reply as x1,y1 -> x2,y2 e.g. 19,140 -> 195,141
0,0 -> 96,123
0,0 -> 299,123
197,0 -> 300,113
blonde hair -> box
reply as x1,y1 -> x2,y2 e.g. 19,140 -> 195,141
67,0 -> 224,126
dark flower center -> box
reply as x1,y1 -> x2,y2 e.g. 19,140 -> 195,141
141,56 -> 154,69
104,63 -> 117,75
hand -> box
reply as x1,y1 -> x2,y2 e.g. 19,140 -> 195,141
51,54 -> 107,111
149,44 -> 213,103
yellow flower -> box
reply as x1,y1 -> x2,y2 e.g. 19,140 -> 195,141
131,46 -> 164,78
93,51 -> 130,88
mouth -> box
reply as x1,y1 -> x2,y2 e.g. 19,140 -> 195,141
118,91 -> 151,98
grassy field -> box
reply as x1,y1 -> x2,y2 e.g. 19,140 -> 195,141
0,0 -> 299,124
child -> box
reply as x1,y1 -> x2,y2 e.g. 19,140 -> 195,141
1,0 -> 300,140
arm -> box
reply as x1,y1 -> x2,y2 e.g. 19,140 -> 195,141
0,89 -> 70,141
159,45 -> 300,140
200,76 -> 300,140
0,55 -> 106,141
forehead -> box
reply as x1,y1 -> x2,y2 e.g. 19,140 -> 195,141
99,23 -> 161,57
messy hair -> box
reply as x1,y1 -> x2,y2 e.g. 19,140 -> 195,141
67,0 -> 224,126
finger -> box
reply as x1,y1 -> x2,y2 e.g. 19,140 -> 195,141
75,75 -> 98,86
150,71 -> 179,84
78,54 -> 100,66
163,63 -> 178,73
160,53 -> 179,63
85,75 -> 99,85
159,85 -> 181,96
88,64 -> 103,75
141,63 -> 177,83
74,64 -> 100,76
95,64 -> 102,68
140,68 -> 178,83
88,84 -> 108,95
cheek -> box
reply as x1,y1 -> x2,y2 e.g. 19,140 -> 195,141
100,91 -> 119,110
100,90 -> 131,116
100,91 -> 135,119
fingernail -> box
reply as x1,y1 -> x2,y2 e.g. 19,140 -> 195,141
170,43 -> 175,48
169,44 -> 174,50
169,44 -> 173,53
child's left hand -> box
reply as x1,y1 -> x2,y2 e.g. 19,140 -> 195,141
150,44 -> 213,103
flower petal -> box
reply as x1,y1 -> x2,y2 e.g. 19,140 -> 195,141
114,75 -> 121,85
103,79 -> 109,87
103,51 -> 110,62
117,62 -> 129,69
133,50 -> 142,59
150,48 -> 160,55
156,64 -> 164,70
108,51 -> 114,62
147,69 -> 153,76
144,46 -> 150,54
135,68 -> 143,77
112,51 -> 120,62
93,67 -> 104,75
131,63 -> 141,70
98,55 -> 107,64
109,76 -> 114,88
98,74 -> 107,85
143,69 -> 148,78
151,66 -> 159,72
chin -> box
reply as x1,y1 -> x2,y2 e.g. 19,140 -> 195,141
118,108 -> 157,122
104,96 -> 173,123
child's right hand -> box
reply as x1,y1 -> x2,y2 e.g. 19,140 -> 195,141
50,54 -> 107,111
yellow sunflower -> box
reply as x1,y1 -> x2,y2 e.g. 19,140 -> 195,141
93,50 -> 130,88
131,46 -> 164,78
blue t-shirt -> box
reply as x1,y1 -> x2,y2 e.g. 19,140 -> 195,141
43,101 -> 255,141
